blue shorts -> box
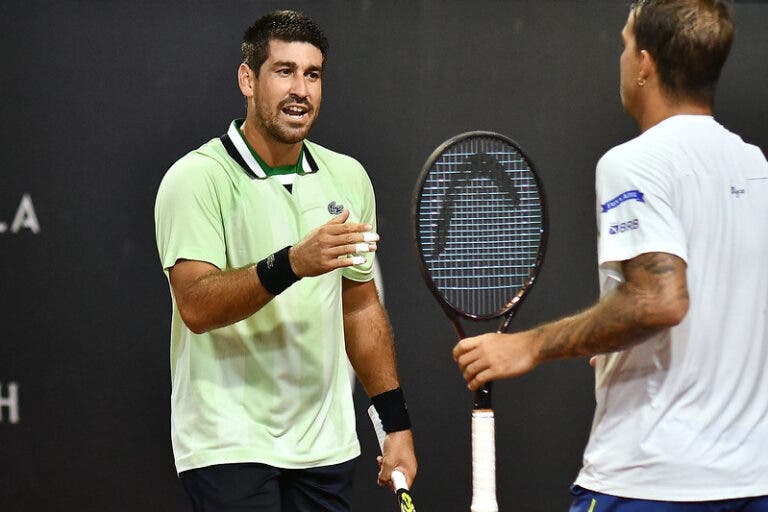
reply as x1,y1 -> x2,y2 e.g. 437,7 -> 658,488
569,485 -> 768,512
180,460 -> 356,512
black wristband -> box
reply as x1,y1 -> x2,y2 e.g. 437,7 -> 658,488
371,388 -> 411,433
256,246 -> 300,296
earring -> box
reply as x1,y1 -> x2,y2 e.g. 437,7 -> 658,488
637,77 -> 646,87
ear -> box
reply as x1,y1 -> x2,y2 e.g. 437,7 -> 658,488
238,63 -> 255,98
638,49 -> 656,82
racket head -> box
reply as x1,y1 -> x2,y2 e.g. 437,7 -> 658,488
412,131 -> 547,322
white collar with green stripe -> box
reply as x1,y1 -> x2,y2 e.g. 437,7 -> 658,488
220,120 -> 319,184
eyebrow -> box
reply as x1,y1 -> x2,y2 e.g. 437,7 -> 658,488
271,60 -> 323,73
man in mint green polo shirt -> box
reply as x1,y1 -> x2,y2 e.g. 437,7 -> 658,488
154,10 -> 416,512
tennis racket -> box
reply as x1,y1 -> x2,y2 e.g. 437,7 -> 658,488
368,405 -> 416,512
412,131 -> 547,512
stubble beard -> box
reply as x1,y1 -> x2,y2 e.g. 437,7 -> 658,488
255,101 -> 319,145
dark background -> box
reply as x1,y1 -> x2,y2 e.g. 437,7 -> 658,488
1,1 -> 766,510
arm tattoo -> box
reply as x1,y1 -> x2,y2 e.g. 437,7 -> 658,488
537,252 -> 688,361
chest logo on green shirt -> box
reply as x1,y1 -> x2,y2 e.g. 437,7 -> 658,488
327,201 -> 345,215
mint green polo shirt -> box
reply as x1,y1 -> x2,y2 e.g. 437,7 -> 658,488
155,120 -> 376,472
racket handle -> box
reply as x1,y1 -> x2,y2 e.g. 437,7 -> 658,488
471,410 -> 498,512
368,405 -> 410,492
473,382 -> 493,409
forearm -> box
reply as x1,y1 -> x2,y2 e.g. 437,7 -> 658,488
534,253 -> 687,363
174,264 -> 275,333
170,209 -> 381,334
533,283 -> 666,362
343,295 -> 400,397
454,252 -> 688,388
342,280 -> 416,485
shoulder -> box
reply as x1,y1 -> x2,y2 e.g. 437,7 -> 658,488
597,126 -> 675,184
159,138 -> 232,194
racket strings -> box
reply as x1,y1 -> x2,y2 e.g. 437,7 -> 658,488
417,136 -> 544,317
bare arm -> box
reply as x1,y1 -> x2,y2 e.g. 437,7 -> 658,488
342,278 -> 399,396
454,252 -> 689,390
169,260 -> 271,334
170,210 -> 377,334
342,278 -> 417,488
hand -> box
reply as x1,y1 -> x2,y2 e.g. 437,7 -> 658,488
377,429 -> 417,490
289,209 -> 378,277
452,331 -> 540,391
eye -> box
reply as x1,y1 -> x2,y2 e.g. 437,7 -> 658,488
307,71 -> 321,81
277,68 -> 292,77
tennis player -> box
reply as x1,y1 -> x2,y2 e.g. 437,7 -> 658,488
155,10 -> 416,511
454,1 -> 768,509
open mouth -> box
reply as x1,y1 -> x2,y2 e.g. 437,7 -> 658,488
282,105 -> 309,119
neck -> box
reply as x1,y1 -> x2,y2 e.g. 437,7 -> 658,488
635,94 -> 713,132
240,120 -> 302,167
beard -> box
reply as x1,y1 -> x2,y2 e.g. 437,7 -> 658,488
254,97 -> 319,145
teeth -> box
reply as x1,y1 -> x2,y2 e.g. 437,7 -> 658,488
284,106 -> 307,116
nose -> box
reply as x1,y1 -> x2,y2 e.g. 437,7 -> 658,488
290,74 -> 309,99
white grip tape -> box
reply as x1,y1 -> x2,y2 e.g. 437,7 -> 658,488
471,410 -> 498,512
391,469 -> 408,491
367,405 -> 409,492
363,232 -> 379,242
354,242 -> 371,253
368,405 -> 387,451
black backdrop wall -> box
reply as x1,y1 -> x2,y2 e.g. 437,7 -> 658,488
1,1 -> 766,510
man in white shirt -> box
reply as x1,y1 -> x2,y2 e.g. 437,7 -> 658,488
453,1 -> 768,509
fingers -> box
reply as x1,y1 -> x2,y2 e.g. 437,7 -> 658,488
454,332 -> 539,388
324,225 -> 378,244
455,349 -> 480,374
379,465 -> 410,490
453,337 -> 477,360
378,466 -> 410,491
320,219 -> 378,266
291,209 -> 380,276
458,353 -> 489,390
375,456 -> 394,489
467,369 -> 494,391
321,240 -> 376,256
377,430 -> 417,490
453,336 -> 492,390
376,451 -> 391,488
324,209 -> 373,237
320,210 -> 380,258
377,465 -> 392,488
326,208 -> 350,224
